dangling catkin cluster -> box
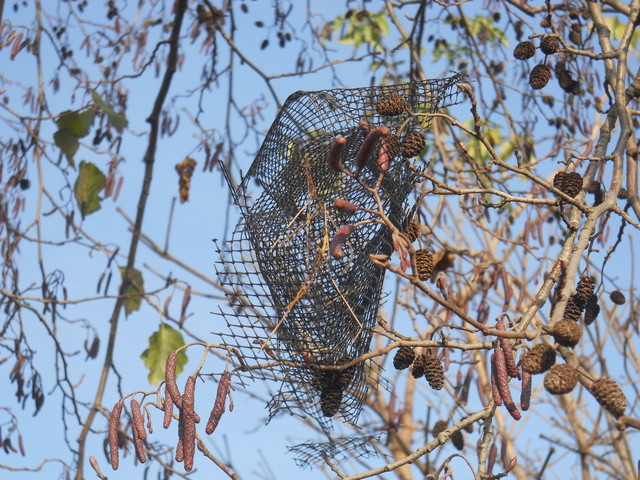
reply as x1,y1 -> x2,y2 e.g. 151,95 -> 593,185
424,353 -> 445,390
415,249 -> 434,280
402,131 -> 426,157
589,377 -> 627,417
529,64 -> 551,89
543,364 -> 578,395
376,93 -> 407,116
522,343 -> 556,374
553,171 -> 583,198
393,346 -> 415,370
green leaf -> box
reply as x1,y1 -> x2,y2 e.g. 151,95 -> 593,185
56,109 -> 95,137
54,129 -> 79,165
92,90 -> 129,131
74,161 -> 106,217
141,324 -> 187,385
119,267 -> 145,316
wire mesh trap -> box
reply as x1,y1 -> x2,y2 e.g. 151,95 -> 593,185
216,74 -> 464,435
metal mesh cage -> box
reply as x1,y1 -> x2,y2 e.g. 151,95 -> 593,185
216,74 -> 464,432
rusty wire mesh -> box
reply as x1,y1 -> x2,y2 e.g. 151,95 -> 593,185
216,75 -> 464,436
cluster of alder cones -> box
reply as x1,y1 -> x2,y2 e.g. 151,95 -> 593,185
513,35 -> 579,92
517,274 -> 627,418
108,352 -> 232,472
392,346 -> 445,390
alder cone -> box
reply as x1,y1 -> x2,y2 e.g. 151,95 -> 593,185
451,430 -> 464,451
393,346 -> 415,370
432,419 -> 447,436
543,364 -> 578,395
540,35 -> 559,54
415,249 -> 434,281
320,385 -> 343,417
424,353 -> 445,390
575,275 -> 595,306
550,319 -> 582,347
376,93 -> 407,116
563,295 -> 583,322
403,222 -> 420,243
529,64 -> 551,89
522,344 -> 556,374
553,171 -> 583,198
411,353 -> 427,378
513,41 -> 535,60
583,294 -> 600,325
609,290 -> 626,305
590,377 -> 627,417
402,131 -> 426,158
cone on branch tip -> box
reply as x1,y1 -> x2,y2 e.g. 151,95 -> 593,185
543,363 -> 578,395
522,343 -> 556,374
376,93 -> 407,116
529,64 -> 551,89
513,41 -> 535,60
589,377 -> 627,417
393,346 -> 415,370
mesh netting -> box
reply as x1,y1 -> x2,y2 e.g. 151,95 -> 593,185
216,75 -> 464,432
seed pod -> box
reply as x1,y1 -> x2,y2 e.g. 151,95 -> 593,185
529,64 -> 551,89
589,376 -> 627,417
513,41 -> 535,60
520,369 -> 532,411
327,136 -> 347,173
108,401 -> 123,470
333,198 -> 358,215
522,343 -> 556,374
414,249 -> 434,280
583,294 -> 600,325
182,376 -> 197,472
356,126 -> 391,172
411,353 -> 427,378
163,385 -> 174,429
539,35 -> 559,54
165,351 -> 183,408
432,419 -> 447,436
494,346 -> 521,420
610,290 -> 625,305
392,346 -> 415,370
376,93 -> 406,116
206,372 -> 231,435
130,399 -> 147,463
451,430 -> 464,451
402,222 -> 420,243
550,319 -> 582,347
320,384 -> 343,417
496,317 -> 517,378
401,131 -> 426,158
543,364 -> 578,395
564,295 -> 583,321
424,353 -> 445,390
575,275 -> 595,305
553,171 -> 583,198
329,224 -> 355,260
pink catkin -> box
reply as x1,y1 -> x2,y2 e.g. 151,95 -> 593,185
333,198 -> 358,215
108,401 -> 123,470
182,376 -> 197,472
494,346 -> 521,420
163,384 -> 174,429
130,399 -> 147,463
356,126 -> 391,172
520,369 -> 532,411
327,136 -> 347,173
496,317 -> 518,378
490,354 -> 503,406
329,225 -> 355,260
206,372 -> 231,435
165,351 -> 183,408
376,137 -> 391,171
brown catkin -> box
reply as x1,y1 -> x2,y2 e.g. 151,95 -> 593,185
496,317 -> 518,378
182,376 -> 197,472
327,136 -> 347,173
165,351 -> 183,408
494,346 -> 521,420
163,385 -> 174,429
490,354 -> 503,406
130,399 -> 147,463
206,372 -> 231,435
356,126 -> 391,172
520,369 -> 532,411
108,401 -> 123,470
